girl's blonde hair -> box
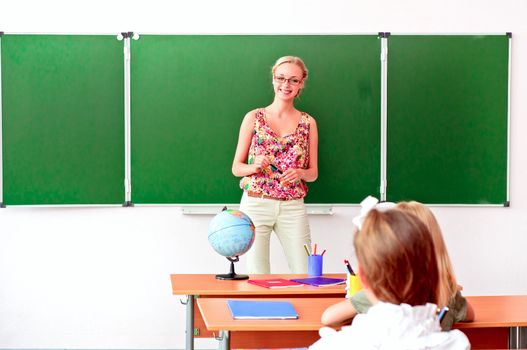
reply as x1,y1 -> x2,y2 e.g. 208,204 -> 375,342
355,209 -> 439,306
395,201 -> 457,308
271,56 -> 308,97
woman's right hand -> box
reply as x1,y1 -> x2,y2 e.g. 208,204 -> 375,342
252,155 -> 270,173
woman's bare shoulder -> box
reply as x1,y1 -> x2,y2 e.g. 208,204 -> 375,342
302,111 -> 317,126
239,108 -> 264,130
242,108 -> 263,122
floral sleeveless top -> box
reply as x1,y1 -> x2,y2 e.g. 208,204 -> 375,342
240,108 -> 312,200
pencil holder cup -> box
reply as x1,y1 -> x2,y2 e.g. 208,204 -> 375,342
346,273 -> 362,298
307,255 -> 323,276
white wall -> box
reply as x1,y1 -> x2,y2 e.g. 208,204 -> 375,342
1,0 -> 526,348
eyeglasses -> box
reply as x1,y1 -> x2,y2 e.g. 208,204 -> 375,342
273,76 -> 302,86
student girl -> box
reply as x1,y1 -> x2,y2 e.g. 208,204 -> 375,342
310,209 -> 470,349
321,201 -> 475,330
232,56 -> 318,274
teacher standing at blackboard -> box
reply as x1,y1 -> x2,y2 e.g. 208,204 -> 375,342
232,56 -> 319,274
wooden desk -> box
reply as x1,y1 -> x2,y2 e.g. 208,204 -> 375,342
197,297 -> 341,350
197,295 -> 527,350
170,273 -> 346,350
455,296 -> 527,349
171,274 -> 527,349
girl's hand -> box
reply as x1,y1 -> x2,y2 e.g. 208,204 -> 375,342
281,168 -> 303,184
253,155 -> 270,173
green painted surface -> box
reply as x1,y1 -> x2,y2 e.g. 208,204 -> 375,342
387,35 -> 509,204
130,35 -> 381,204
1,34 -> 508,205
2,35 -> 125,205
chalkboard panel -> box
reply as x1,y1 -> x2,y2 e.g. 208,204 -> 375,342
1,35 -> 124,205
386,35 -> 509,204
1,34 -> 509,206
130,35 -> 381,204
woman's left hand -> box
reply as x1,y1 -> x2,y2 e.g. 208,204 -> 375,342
281,168 -> 303,184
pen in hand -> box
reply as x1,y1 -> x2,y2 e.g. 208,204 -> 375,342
270,163 -> 283,174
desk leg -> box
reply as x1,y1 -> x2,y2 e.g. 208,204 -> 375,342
186,295 -> 194,350
509,326 -> 527,349
218,330 -> 230,350
521,327 -> 527,348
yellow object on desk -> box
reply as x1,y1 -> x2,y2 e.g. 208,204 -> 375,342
346,273 -> 362,298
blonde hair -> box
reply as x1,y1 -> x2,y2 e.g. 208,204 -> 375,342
395,201 -> 457,308
355,209 -> 439,306
271,56 -> 308,97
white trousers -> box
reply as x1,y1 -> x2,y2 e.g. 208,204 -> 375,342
239,192 -> 311,274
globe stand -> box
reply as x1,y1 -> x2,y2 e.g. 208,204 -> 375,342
216,256 -> 248,280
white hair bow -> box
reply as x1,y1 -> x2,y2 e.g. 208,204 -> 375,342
352,196 -> 396,230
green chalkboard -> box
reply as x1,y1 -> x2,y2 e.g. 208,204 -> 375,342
1,34 -> 509,206
1,35 -> 124,205
386,35 -> 509,204
130,35 -> 381,204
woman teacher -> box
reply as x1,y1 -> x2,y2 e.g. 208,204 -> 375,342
232,56 -> 319,273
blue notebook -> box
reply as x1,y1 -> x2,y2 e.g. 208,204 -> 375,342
290,277 -> 346,287
227,300 -> 299,320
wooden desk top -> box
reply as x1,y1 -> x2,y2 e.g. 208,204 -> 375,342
171,274 -> 347,296
197,295 -> 527,332
197,297 -> 342,332
455,295 -> 527,329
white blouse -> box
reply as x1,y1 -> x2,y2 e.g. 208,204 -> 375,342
310,302 -> 470,350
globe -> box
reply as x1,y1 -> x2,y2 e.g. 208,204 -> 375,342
208,209 -> 255,257
208,209 -> 255,280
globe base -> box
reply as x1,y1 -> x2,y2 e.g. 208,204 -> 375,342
215,272 -> 249,280
215,256 -> 249,281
